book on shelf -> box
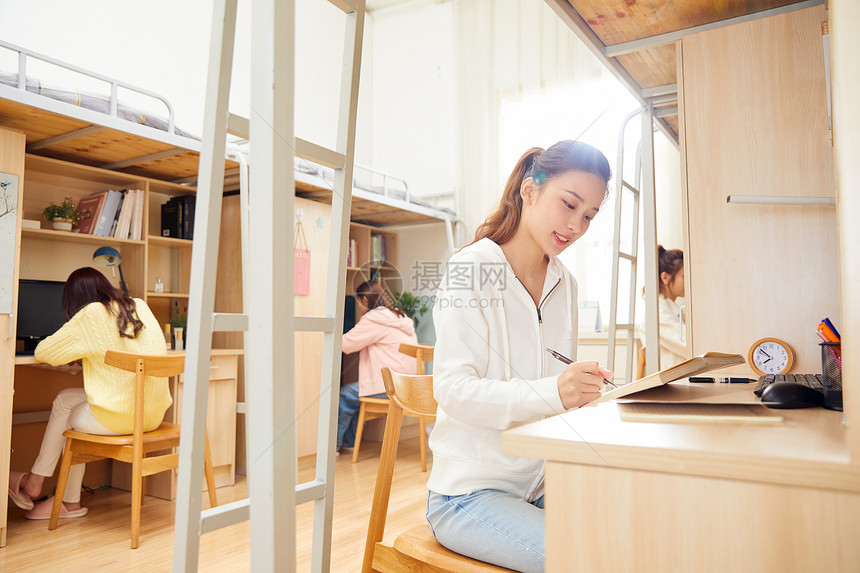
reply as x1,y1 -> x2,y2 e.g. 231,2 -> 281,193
129,190 -> 144,241
114,190 -> 134,239
587,352 -> 746,406
94,190 -> 122,236
347,239 -> 358,267
108,190 -> 127,238
160,195 -> 196,240
161,197 -> 181,238
181,194 -> 195,240
75,192 -> 106,235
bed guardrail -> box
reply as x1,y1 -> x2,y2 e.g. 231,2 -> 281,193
0,38 -> 176,134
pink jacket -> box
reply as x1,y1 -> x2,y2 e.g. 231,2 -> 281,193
342,307 -> 418,396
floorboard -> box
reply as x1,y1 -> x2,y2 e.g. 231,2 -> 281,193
1,438 -> 431,572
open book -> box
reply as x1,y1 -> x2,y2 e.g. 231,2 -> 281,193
587,352 -> 746,407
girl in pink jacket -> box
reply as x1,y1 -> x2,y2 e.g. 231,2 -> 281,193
337,281 -> 418,453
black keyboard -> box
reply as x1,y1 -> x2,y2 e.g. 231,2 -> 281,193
753,373 -> 824,397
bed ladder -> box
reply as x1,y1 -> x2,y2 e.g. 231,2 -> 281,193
607,105 -> 660,382
172,0 -> 366,571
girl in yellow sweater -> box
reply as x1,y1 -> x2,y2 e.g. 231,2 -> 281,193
7,267 -> 169,519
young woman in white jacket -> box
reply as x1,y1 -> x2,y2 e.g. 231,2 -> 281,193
426,140 -> 614,573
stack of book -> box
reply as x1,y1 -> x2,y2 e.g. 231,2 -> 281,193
160,195 -> 196,240
75,189 -> 145,239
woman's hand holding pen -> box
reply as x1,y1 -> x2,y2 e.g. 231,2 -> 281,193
556,361 -> 614,410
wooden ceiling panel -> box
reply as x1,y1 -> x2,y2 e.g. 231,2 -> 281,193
0,98 -> 91,141
568,0 -> 804,45
616,45 -> 678,88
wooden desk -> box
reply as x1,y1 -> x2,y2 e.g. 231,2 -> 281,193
501,400 -> 860,572
2,349 -> 242,547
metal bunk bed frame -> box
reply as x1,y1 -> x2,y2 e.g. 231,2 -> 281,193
0,37 -> 462,232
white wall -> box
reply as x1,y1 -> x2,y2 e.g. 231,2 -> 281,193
368,0 -> 458,199
368,0 -> 458,340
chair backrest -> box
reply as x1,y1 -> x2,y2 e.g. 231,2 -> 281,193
104,350 -> 184,440
381,366 -> 436,417
362,367 -> 435,573
398,342 -> 434,375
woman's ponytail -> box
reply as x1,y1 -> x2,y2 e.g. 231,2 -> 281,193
472,147 -> 543,245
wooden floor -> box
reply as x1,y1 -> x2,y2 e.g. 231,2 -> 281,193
0,439 -> 431,572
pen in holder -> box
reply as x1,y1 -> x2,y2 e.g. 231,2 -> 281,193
820,342 -> 842,411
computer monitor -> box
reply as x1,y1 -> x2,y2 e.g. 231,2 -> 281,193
16,279 -> 66,354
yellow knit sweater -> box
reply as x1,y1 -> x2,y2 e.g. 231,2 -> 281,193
34,298 -> 170,434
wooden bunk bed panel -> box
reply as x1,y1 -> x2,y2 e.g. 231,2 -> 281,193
295,184 -> 442,227
349,201 -> 439,227
0,97 -> 87,141
114,151 -> 218,182
0,95 -> 238,182
34,129 -> 175,165
568,0 -> 804,44
615,46 -> 677,89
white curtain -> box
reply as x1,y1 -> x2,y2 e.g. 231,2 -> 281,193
453,0 -> 604,236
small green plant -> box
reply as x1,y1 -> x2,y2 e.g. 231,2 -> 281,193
169,313 -> 187,331
393,291 -> 429,327
42,196 -> 81,224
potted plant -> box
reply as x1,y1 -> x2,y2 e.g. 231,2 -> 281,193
42,197 -> 81,231
393,291 -> 429,327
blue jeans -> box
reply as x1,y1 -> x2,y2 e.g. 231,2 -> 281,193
426,489 -> 546,573
336,382 -> 386,449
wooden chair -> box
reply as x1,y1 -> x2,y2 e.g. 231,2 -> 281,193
362,367 -> 513,573
49,350 -> 218,548
352,343 -> 435,471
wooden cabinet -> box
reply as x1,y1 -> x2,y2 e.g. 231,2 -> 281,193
18,154 -> 194,329
679,5 -> 838,374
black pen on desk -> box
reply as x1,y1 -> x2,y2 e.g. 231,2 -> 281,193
545,348 -> 617,389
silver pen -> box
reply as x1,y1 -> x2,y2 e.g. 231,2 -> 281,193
545,348 -> 617,389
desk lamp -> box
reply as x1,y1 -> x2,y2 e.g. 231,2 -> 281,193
93,246 -> 129,295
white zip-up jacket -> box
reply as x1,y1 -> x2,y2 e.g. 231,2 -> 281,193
427,238 -> 577,502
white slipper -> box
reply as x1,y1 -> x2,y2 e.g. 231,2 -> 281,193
8,471 -> 34,511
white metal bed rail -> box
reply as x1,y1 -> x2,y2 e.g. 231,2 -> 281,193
0,38 -> 176,134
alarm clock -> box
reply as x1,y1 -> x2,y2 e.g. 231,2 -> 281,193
748,338 -> 795,376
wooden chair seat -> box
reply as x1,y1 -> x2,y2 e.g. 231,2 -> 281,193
362,368 -> 514,573
49,350 -> 217,549
385,524 -> 513,572
63,422 -> 181,446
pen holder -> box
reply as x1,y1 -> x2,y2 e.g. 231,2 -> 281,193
820,342 -> 842,411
